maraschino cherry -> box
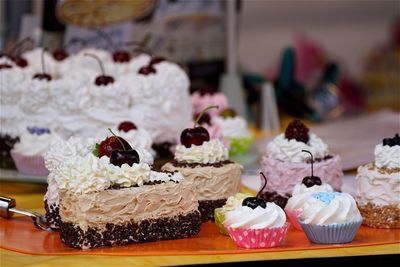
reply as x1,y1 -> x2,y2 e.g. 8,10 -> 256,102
102,128 -> 139,167
180,106 -> 218,148
84,53 -> 115,86
53,38 -> 86,61
242,172 -> 268,209
33,48 -> 52,81
127,42 -> 163,75
138,65 -> 156,75
97,29 -> 131,63
198,85 -> 217,96
118,121 -> 137,132
9,38 -> 33,68
301,150 -> 322,188
0,64 -> 12,70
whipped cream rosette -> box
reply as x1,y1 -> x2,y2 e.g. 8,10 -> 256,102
162,106 -> 243,221
299,192 -> 362,244
355,134 -> 400,228
260,120 -> 343,209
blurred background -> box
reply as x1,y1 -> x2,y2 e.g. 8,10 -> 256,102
1,0 -> 399,127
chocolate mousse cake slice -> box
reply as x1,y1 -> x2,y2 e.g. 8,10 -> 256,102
161,107 -> 243,221
59,171 -> 200,249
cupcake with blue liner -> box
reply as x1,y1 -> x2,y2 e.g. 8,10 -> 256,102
285,150 -> 334,230
214,192 -> 253,235
213,108 -> 253,156
299,191 -> 362,244
224,173 -> 289,248
11,127 -> 60,176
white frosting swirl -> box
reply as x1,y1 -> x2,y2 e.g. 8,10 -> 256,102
300,192 -> 362,225
266,133 -> 329,163
286,183 -> 334,211
0,60 -> 26,104
224,203 -> 286,229
356,164 -> 400,207
212,116 -> 251,138
12,132 -> 60,156
175,139 -> 228,164
22,48 -> 58,78
374,144 -> 400,169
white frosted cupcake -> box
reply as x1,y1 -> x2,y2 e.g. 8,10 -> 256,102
11,127 -> 60,176
299,192 -> 362,244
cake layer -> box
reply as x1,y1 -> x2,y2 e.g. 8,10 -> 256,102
355,164 -> 400,206
358,203 -> 399,228
59,180 -> 198,231
260,155 -> 343,196
198,199 -> 227,222
61,211 -> 201,249
161,162 -> 242,200
44,200 -> 61,230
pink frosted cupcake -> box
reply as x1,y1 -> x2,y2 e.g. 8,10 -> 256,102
191,90 -> 228,117
11,127 -> 60,176
285,150 -> 334,230
260,120 -> 343,208
224,173 -> 289,248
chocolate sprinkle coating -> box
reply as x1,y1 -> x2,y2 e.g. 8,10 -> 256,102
358,202 -> 400,228
171,160 -> 234,168
305,155 -> 333,163
60,211 -> 201,249
44,200 -> 61,230
107,179 -> 179,190
198,199 -> 227,222
259,191 -> 291,209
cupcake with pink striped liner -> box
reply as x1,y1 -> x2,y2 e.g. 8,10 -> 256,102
224,173 -> 289,248
11,127 -> 60,176
285,150 -> 334,230
299,192 -> 362,244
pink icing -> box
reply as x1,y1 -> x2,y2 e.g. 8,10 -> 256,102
260,155 -> 343,196
191,91 -> 229,117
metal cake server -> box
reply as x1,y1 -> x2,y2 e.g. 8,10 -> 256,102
0,196 -> 51,231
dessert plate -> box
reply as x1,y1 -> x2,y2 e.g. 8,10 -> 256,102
0,217 -> 399,256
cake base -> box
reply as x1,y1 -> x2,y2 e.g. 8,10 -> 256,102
60,211 -> 201,249
358,203 -> 400,228
44,200 -> 61,230
198,199 -> 227,222
260,191 -> 290,209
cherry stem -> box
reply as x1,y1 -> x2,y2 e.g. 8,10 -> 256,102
84,53 -> 105,76
96,29 -> 118,51
258,172 -> 268,198
108,128 -> 126,151
63,37 -> 87,50
9,37 -> 33,56
194,105 -> 219,127
41,48 -> 48,74
302,150 -> 314,177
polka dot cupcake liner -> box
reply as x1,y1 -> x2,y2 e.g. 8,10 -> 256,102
11,151 -> 49,176
284,208 -> 303,231
300,220 -> 362,244
226,223 -> 289,249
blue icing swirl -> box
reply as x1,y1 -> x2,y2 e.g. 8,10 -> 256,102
27,126 -> 51,136
312,192 -> 341,205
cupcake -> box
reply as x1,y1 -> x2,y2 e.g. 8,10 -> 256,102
299,192 -> 362,244
285,150 -> 334,230
162,106 -> 243,221
224,174 -> 289,249
214,192 -> 253,235
355,134 -> 400,228
213,108 -> 253,156
260,119 -> 343,208
191,89 -> 229,117
11,127 -> 59,176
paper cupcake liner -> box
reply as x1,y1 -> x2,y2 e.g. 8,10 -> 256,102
11,151 -> 49,176
226,223 -> 289,249
227,136 -> 253,156
285,208 -> 303,231
300,220 -> 362,244
214,208 -> 229,235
